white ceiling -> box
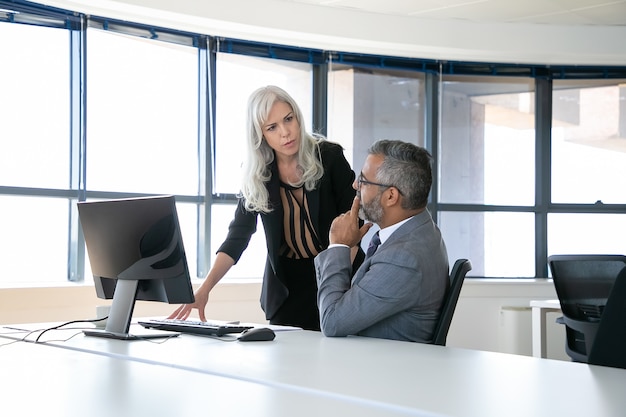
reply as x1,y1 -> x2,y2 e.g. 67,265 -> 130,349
30,0 -> 626,65
288,0 -> 626,26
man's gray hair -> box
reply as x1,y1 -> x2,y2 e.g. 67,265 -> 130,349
368,140 -> 433,210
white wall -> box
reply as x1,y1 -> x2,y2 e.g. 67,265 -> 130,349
36,0 -> 626,66
0,282 -> 267,326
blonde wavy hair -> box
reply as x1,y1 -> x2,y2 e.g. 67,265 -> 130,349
240,85 -> 324,213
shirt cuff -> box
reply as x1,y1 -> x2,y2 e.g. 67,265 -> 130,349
327,243 -> 350,249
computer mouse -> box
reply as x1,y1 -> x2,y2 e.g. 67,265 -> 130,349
237,327 -> 276,342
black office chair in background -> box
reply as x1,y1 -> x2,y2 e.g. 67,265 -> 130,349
587,267 -> 626,369
548,254 -> 626,366
432,258 -> 472,346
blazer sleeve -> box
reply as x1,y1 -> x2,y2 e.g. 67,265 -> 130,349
216,198 -> 258,264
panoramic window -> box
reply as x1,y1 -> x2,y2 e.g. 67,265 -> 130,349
439,76 -> 536,206
86,28 -> 198,196
551,80 -> 626,205
548,213 -> 626,256
0,22 -> 70,284
438,76 -> 536,277
548,80 -> 626,257
327,65 -> 425,168
0,23 -> 70,190
2,4 -> 626,287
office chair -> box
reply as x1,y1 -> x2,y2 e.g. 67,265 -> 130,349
432,258 -> 472,346
587,266 -> 626,369
548,254 -> 626,364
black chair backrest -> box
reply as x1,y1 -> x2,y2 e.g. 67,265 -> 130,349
548,255 -> 626,321
588,266 -> 626,369
432,259 -> 472,346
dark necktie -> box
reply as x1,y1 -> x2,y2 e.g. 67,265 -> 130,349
366,231 -> 381,258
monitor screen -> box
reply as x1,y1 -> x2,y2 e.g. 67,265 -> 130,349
78,195 -> 195,339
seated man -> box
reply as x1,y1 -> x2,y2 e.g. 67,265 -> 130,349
315,140 -> 449,342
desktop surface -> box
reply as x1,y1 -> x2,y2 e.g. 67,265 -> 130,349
5,321 -> 626,417
1,341 -> 421,417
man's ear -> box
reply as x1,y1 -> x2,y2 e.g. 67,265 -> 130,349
383,187 -> 401,207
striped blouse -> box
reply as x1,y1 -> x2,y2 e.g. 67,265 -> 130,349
279,182 -> 323,259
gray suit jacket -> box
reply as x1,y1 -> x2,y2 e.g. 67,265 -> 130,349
315,210 -> 449,342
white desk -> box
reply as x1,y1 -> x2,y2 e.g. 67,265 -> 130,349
0,337 -> 429,417
3,321 -> 626,417
530,299 -> 562,358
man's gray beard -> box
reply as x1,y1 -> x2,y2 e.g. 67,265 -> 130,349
359,195 -> 384,224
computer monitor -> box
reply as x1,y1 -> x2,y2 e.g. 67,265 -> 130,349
77,195 -> 195,339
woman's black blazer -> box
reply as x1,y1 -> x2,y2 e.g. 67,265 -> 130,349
217,140 -> 363,320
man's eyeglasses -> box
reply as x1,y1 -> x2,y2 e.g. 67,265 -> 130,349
357,173 -> 403,195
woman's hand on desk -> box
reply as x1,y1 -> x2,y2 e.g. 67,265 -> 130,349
169,252 -> 234,321
168,290 -> 209,322
169,253 -> 235,321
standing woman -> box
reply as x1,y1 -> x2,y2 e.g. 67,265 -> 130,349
170,85 -> 364,330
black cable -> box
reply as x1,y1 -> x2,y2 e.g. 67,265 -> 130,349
34,317 -> 108,343
35,330 -> 86,344
33,317 -> 181,344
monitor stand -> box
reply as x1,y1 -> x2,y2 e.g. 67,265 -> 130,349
82,328 -> 180,340
83,280 -> 179,340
